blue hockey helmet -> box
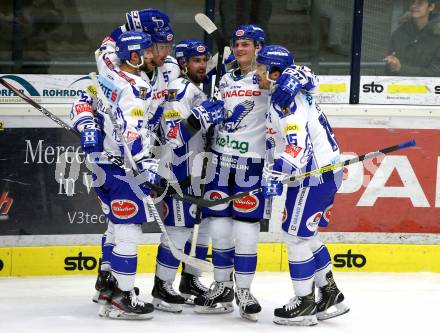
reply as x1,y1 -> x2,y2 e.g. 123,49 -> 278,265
150,25 -> 174,43
115,31 -> 152,62
126,9 -> 170,32
231,24 -> 265,46
175,39 -> 210,61
256,45 -> 294,73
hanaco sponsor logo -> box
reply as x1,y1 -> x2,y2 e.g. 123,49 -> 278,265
111,200 -> 139,219
0,192 -> 13,220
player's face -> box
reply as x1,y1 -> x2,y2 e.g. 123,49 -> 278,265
142,48 -> 155,72
186,55 -> 208,84
232,39 -> 257,68
255,63 -> 270,89
152,43 -> 172,67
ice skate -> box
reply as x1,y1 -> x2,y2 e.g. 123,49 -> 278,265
179,272 -> 209,305
151,276 -> 185,313
102,287 -> 153,320
194,281 -> 234,314
316,271 -> 350,320
273,290 -> 318,326
92,270 -> 113,305
235,287 -> 261,322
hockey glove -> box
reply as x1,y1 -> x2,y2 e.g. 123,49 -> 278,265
271,70 -> 302,109
80,122 -> 103,154
191,99 -> 225,130
261,163 -> 286,199
136,158 -> 160,196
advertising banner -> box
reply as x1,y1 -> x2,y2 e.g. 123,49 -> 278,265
359,76 -> 440,105
330,128 -> 439,233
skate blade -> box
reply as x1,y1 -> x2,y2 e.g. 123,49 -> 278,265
239,309 -> 258,322
92,291 -> 99,303
98,304 -> 112,318
273,315 -> 318,326
180,294 -> 196,306
317,302 -> 350,320
194,302 -> 234,314
152,298 -> 183,313
106,308 -> 153,320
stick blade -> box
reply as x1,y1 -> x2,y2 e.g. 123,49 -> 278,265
195,13 -> 217,34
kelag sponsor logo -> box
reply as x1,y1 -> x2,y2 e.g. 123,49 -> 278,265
333,250 -> 366,268
64,252 -> 101,271
362,81 -> 384,93
215,134 -> 249,154
0,192 -> 14,221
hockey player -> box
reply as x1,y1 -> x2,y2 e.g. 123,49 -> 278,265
87,9 -> 181,306
193,24 -> 267,322
194,24 -> 319,322
151,39 -> 225,312
73,31 -> 158,319
256,44 -> 350,326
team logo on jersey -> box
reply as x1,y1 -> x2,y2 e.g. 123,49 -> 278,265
138,87 -> 150,100
205,190 -> 229,211
167,89 -> 178,102
167,125 -> 179,139
306,212 -> 323,232
233,194 -> 259,213
223,100 -> 254,132
111,200 -> 139,219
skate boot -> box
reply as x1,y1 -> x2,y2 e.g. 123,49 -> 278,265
235,287 -> 262,322
103,287 -> 153,320
273,290 -> 318,326
179,272 -> 209,305
92,270 -> 113,305
194,280 -> 234,314
151,276 -> 185,313
316,271 -> 350,320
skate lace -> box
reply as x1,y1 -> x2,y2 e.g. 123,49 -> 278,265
236,288 -> 257,308
284,297 -> 301,311
130,290 -> 146,307
163,281 -> 179,296
192,276 -> 208,293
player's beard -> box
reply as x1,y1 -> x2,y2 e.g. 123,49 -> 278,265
187,71 -> 206,84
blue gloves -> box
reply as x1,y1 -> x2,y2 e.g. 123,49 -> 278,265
80,123 -> 103,154
136,158 -> 160,196
271,71 -> 302,109
261,163 -> 286,199
191,99 -> 225,130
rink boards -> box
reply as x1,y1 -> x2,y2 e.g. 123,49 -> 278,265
1,104 -> 440,276
1,243 -> 440,276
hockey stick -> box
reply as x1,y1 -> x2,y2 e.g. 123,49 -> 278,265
90,72 -> 213,272
189,13 -> 228,256
201,140 -> 417,208
195,13 -> 228,98
0,77 -> 200,203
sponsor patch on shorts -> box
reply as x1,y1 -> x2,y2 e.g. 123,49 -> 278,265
111,199 -> 139,219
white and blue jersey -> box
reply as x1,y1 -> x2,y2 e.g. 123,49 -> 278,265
160,77 -> 208,227
203,69 -> 268,220
266,91 -> 342,237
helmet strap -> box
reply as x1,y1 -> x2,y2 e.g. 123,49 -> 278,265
126,53 -> 144,69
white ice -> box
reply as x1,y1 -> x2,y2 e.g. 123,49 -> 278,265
1,272 -> 439,333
